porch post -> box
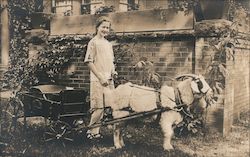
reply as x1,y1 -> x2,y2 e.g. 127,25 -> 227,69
1,0 -> 9,68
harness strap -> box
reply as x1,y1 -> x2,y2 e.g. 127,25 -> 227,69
129,84 -> 159,92
156,91 -> 162,109
174,87 -> 193,118
155,90 -> 163,123
174,87 -> 182,107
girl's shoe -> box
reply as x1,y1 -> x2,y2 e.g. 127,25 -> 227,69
87,133 -> 103,140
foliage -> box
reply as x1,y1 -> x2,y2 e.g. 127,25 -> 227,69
94,6 -> 115,15
201,0 -> 248,95
128,3 -> 139,11
3,31 -> 137,89
205,21 -> 239,95
3,1 -> 90,89
31,36 -> 88,82
113,41 -> 161,88
167,0 -> 248,94
175,103 -> 207,136
175,116 -> 205,136
113,43 -> 134,66
132,58 -> 161,89
3,1 -> 88,89
168,0 -> 249,15
228,0 -> 249,21
2,0 -> 35,89
168,0 -> 198,14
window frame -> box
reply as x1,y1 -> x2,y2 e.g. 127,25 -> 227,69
52,0 -> 73,16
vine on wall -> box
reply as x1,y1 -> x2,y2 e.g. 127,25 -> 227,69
3,0 -> 35,89
204,8 -> 248,96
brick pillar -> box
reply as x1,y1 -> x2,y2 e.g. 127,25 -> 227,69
223,59 -> 234,136
1,0 -> 9,68
194,37 -> 204,74
72,0 -> 82,15
139,0 -> 146,10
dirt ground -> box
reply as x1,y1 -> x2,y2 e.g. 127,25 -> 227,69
1,111 -> 249,157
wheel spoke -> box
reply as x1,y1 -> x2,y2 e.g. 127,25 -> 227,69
63,137 -> 74,142
64,130 -> 72,135
44,131 -> 55,136
45,137 -> 56,142
61,129 -> 66,135
62,141 -> 66,148
49,126 -> 57,134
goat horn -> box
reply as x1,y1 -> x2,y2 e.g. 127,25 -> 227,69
175,74 -> 199,81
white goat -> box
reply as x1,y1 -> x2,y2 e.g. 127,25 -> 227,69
104,74 -> 212,150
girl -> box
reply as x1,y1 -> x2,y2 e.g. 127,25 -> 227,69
84,16 -> 116,139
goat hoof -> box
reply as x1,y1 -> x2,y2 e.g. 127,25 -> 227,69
163,145 -> 174,151
121,143 -> 125,147
115,145 -> 122,149
115,144 -> 125,149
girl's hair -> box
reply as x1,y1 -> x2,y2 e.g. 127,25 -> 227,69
95,16 -> 111,32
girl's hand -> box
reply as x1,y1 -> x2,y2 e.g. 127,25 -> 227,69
112,71 -> 118,79
99,77 -> 109,87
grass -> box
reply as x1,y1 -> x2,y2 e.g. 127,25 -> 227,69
0,112 -> 249,157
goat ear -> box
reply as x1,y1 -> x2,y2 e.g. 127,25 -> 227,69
191,81 -> 200,93
200,78 -> 210,93
177,79 -> 194,105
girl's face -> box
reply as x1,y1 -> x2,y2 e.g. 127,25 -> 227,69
97,21 -> 110,38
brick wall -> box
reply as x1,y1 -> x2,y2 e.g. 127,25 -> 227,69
60,37 -> 194,89
58,55 -> 90,90
117,38 -> 194,84
223,37 -> 250,135
233,38 -> 250,120
194,35 -> 250,134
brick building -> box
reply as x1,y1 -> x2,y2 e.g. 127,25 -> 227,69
20,0 -> 250,135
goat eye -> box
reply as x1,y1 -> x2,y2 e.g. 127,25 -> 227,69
197,81 -> 203,90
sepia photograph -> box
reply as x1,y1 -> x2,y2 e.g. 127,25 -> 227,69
0,0 -> 249,156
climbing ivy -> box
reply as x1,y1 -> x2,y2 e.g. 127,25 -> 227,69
205,7 -> 248,96
3,0 -> 35,89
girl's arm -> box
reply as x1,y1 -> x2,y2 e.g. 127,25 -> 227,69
87,62 -> 109,86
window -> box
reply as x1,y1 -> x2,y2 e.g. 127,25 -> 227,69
52,0 -> 73,16
81,0 -> 91,14
81,0 -> 104,14
119,0 -> 139,12
80,0 -> 139,14
127,0 -> 139,11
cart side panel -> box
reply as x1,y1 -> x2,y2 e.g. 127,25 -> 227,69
60,90 -> 90,116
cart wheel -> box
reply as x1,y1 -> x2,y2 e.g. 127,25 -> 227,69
44,121 -> 73,147
1,97 -> 24,136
